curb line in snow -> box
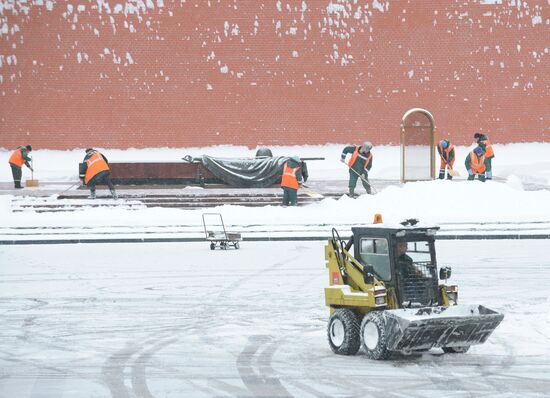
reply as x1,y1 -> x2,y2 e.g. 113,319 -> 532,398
2,234 -> 550,245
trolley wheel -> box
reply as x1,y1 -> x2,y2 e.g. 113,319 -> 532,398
210,242 -> 216,250
234,241 -> 240,249
221,241 -> 228,250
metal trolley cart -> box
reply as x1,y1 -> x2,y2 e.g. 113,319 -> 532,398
202,213 -> 242,250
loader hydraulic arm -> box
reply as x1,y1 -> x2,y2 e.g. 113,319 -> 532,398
329,228 -> 378,293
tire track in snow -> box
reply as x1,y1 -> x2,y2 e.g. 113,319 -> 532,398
102,335 -> 180,398
237,335 -> 292,398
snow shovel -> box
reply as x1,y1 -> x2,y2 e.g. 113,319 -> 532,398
25,159 -> 39,187
341,159 -> 377,194
447,167 -> 460,177
301,184 -> 323,199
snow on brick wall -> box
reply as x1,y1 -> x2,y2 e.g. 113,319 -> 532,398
0,0 -> 548,149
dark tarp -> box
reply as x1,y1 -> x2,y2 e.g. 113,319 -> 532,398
193,155 -> 308,188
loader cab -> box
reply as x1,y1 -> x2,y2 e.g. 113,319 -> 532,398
352,225 -> 440,307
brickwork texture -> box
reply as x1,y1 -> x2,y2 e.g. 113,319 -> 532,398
0,1 -> 548,149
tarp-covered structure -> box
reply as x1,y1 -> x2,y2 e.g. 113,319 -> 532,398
189,155 -> 308,188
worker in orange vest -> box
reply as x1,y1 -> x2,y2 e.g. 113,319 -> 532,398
281,156 -> 303,206
474,133 -> 494,179
8,145 -> 33,189
81,148 -> 117,199
465,146 -> 488,182
436,139 -> 455,180
340,141 -> 373,196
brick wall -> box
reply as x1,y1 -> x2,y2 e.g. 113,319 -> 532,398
1,1 -> 548,149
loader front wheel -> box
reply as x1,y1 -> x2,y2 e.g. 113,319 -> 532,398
442,346 -> 470,354
361,311 -> 391,360
327,309 -> 361,355
210,242 -> 216,250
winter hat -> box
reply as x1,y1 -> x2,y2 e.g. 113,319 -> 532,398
440,139 -> 449,149
25,145 -> 33,151
291,156 -> 301,163
85,148 -> 94,153
361,141 -> 373,152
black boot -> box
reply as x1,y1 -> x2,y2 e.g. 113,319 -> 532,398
348,187 -> 357,198
438,169 -> 445,179
446,174 -> 453,180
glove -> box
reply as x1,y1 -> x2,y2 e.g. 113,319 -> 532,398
467,169 -> 473,176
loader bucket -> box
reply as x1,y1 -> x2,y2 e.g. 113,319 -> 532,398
382,305 -> 504,352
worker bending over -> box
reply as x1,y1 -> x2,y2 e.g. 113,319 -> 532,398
437,139 -> 455,180
82,148 -> 117,199
281,156 -> 303,206
8,145 -> 33,189
340,141 -> 373,197
465,146 -> 489,182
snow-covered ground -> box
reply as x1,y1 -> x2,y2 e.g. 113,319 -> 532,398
1,240 -> 549,397
1,144 -> 550,396
1,143 -> 550,238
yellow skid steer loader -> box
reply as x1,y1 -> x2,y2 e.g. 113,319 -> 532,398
325,217 -> 503,359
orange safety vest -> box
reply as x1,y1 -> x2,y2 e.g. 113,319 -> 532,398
8,147 -> 25,167
281,163 -> 300,190
348,146 -> 373,170
480,139 -> 494,158
438,143 -> 455,161
469,150 -> 486,174
84,151 -> 110,184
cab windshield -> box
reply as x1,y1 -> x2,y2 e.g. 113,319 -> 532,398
405,241 -> 432,266
359,238 -> 435,282
396,239 -> 438,306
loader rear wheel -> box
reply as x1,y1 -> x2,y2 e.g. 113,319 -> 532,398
442,346 -> 470,354
210,242 -> 216,250
361,311 -> 391,360
327,309 -> 360,355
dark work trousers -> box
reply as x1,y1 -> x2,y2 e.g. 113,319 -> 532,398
348,169 -> 372,194
87,171 -> 116,196
10,164 -> 22,188
282,187 -> 298,206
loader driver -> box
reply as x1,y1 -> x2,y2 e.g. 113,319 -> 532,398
395,242 -> 417,280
